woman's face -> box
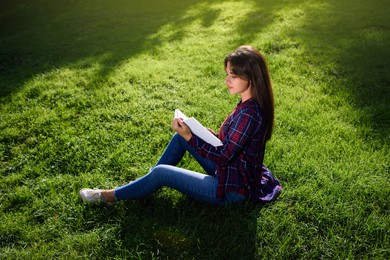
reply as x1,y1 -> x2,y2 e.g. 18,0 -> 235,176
225,62 -> 251,100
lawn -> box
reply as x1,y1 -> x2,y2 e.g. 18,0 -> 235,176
0,0 -> 389,259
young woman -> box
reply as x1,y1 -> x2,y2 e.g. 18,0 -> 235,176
80,46 -> 282,206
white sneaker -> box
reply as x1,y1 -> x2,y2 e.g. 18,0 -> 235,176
80,188 -> 103,204
80,188 -> 116,206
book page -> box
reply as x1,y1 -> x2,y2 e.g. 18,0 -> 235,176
174,109 -> 188,120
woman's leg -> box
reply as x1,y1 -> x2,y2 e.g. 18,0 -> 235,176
80,134 -> 246,205
114,164 -> 221,205
111,134 -> 219,204
156,133 -> 216,176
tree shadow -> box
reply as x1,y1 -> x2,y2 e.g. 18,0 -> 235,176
298,0 -> 389,141
245,0 -> 389,144
7,0 -> 389,257
0,0 -> 222,97
86,194 -> 260,259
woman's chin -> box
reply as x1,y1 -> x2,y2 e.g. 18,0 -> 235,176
228,89 -> 235,94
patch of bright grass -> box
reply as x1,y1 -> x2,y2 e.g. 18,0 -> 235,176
1,0 -> 389,258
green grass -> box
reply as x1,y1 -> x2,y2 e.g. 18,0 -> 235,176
0,0 -> 389,258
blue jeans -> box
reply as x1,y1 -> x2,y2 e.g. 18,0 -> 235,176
114,133 -> 247,205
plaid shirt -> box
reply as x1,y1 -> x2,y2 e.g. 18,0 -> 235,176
188,99 -> 281,202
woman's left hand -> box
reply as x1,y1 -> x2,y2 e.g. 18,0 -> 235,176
172,118 -> 192,141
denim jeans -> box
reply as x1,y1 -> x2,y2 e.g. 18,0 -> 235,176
114,133 -> 247,205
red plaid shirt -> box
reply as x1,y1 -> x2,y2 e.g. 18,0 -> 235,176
188,99 -> 281,201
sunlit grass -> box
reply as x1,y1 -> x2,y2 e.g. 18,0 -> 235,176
1,0 -> 389,258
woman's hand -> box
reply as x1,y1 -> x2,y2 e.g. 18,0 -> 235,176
172,118 -> 192,141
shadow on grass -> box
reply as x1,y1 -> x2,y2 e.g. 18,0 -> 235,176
83,194 -> 260,259
3,0 -> 388,257
2,0 -> 387,143
298,0 -> 390,141
0,0 -> 221,97
241,0 -> 389,145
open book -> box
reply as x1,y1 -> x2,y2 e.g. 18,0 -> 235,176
174,109 -> 223,147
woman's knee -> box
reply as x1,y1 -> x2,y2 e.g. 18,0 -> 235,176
150,164 -> 165,175
172,132 -> 188,145
172,132 -> 181,141
149,164 -> 182,187
150,164 -> 173,178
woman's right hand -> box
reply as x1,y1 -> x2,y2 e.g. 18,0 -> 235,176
172,118 -> 192,141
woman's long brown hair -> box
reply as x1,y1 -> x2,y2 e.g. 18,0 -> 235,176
224,46 -> 274,141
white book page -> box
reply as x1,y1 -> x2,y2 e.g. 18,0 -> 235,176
174,109 -> 223,147
174,109 -> 188,120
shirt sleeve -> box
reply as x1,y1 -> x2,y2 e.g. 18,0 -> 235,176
188,109 -> 259,165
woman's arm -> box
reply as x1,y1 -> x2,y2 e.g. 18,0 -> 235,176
189,110 -> 262,164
